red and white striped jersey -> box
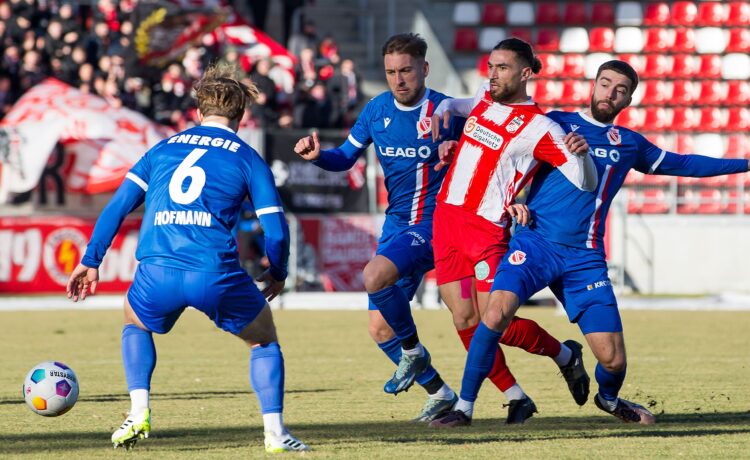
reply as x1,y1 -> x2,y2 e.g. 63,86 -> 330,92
437,88 -> 591,227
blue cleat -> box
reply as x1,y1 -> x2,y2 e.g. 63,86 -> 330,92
384,348 -> 431,395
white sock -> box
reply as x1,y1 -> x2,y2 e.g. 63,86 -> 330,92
428,384 -> 455,400
503,383 -> 526,402
263,412 -> 285,437
554,343 -> 573,367
454,398 -> 474,418
129,389 -> 149,415
402,343 -> 424,357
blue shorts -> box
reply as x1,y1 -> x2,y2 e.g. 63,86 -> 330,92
368,219 -> 434,310
127,263 -> 267,335
492,230 -> 622,334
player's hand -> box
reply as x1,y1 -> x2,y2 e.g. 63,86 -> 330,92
431,110 -> 452,142
66,263 -> 99,302
564,132 -> 589,156
294,131 -> 321,161
435,140 -> 458,171
256,269 -> 285,302
507,203 -> 531,227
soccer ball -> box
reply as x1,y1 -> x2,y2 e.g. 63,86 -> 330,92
23,361 -> 79,416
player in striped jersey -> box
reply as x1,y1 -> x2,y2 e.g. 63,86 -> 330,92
295,34 -> 461,422
66,64 -> 309,453
428,38 -> 599,427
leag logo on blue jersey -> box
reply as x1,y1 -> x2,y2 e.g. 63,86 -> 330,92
377,145 -> 431,159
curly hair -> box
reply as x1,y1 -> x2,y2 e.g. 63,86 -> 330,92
193,62 -> 259,121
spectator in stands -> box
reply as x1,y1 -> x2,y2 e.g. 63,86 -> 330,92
327,57 -> 360,127
295,47 -> 317,87
293,80 -> 333,129
288,19 -> 318,58
86,21 -> 111,64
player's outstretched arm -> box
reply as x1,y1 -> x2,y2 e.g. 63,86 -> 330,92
66,264 -> 98,302
294,131 -> 321,161
434,140 -> 459,171
431,97 -> 474,141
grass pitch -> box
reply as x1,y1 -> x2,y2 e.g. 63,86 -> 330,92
0,307 -> 748,459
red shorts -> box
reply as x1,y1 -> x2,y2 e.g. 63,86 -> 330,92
433,202 -> 511,292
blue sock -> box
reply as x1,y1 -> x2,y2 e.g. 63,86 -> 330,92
250,342 -> 284,414
595,362 -> 626,401
122,324 -> 156,391
369,286 -> 417,343
377,337 -> 438,386
460,322 -> 502,403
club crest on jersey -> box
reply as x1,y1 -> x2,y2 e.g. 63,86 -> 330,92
606,127 -> 622,146
508,250 -> 526,265
506,116 -> 525,134
416,117 -> 431,138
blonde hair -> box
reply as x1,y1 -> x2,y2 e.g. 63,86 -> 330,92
193,62 -> 259,121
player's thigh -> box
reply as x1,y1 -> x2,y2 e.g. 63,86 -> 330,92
492,231 -> 565,305
126,263 -> 189,334
187,269 -> 269,337
439,279 -> 480,329
237,304 -> 278,347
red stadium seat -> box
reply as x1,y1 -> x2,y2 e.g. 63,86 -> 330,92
536,2 -> 560,25
671,1 -> 698,25
624,170 -> 645,185
642,54 -> 670,78
646,133 -> 672,151
643,2 -> 670,25
627,189 -> 643,213
641,80 -> 670,105
533,79 -> 560,105
697,189 -> 723,214
672,28 -> 696,53
698,81 -> 725,106
727,81 -> 750,106
454,28 -> 478,51
671,80 -> 697,106
617,107 -> 643,130
476,54 -> 490,77
641,189 -> 670,214
696,175 -> 729,188
677,189 -> 700,214
535,28 -> 560,52
563,2 -> 588,25
591,2 -> 615,24
727,1 -> 750,26
537,53 -> 561,78
672,107 -> 698,131
727,134 -> 750,158
481,3 -> 506,25
697,2 -> 727,26
727,108 -> 750,131
671,54 -> 698,78
697,54 -> 722,79
726,28 -> 750,52
643,107 -> 670,132
617,54 -> 644,73
675,134 -> 695,153
589,27 -> 615,52
561,54 -> 585,78
560,80 -> 590,105
699,107 -> 725,132
723,191 -> 749,214
507,28 -> 533,45
643,27 -> 672,52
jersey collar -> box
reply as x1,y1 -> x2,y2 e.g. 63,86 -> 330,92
201,121 -> 236,133
393,88 -> 431,111
577,111 -> 611,127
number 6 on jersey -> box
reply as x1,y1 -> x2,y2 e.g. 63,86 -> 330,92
169,148 -> 208,204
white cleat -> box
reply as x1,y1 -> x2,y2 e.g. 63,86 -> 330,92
264,431 -> 311,453
112,409 -> 151,450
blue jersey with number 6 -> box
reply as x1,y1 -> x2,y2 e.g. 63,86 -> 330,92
126,122 -> 285,272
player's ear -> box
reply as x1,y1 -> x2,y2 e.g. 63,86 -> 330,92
423,60 -> 429,78
520,66 -> 532,82
196,108 -> 204,123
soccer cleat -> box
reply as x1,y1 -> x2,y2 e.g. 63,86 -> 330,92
383,348 -> 431,395
428,409 -> 472,428
560,339 -> 590,406
505,396 -> 537,424
412,393 -> 458,423
595,394 -> 656,425
264,432 -> 310,453
111,409 -> 151,450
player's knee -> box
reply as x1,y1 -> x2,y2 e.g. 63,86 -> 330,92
363,263 -> 393,293
482,305 -> 509,331
597,350 -> 627,373
451,306 -> 479,330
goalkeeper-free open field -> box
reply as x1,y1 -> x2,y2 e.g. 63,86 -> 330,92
1,307 -> 748,459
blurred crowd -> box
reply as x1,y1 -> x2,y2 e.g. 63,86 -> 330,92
0,0 -> 363,130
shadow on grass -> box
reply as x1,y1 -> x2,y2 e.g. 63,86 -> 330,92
1,412 -> 748,454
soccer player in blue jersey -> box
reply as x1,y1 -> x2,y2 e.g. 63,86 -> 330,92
432,60 -> 750,426
294,33 -> 461,422
65,64 -> 309,453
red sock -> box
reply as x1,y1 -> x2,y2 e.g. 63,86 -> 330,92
500,317 -> 562,358
457,323 -> 516,392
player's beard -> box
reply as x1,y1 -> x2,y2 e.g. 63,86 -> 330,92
489,80 -> 518,104
590,95 -> 623,123
393,85 -> 424,106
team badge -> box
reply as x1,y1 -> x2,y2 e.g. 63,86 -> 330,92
43,228 -> 88,286
416,117 -> 431,138
508,250 -> 527,265
506,116 -> 524,134
474,261 -> 490,280
606,127 -> 622,146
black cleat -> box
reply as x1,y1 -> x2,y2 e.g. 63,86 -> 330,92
428,410 -> 472,428
560,339 -> 590,406
505,396 -> 537,424
595,394 -> 656,425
